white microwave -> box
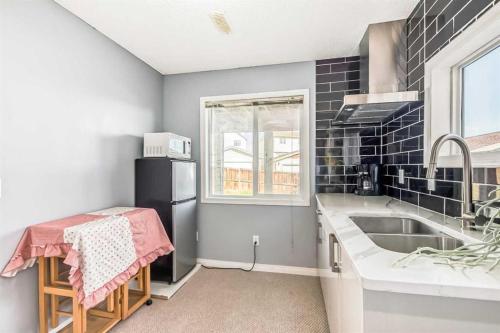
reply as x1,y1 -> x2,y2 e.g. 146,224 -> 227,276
143,132 -> 191,159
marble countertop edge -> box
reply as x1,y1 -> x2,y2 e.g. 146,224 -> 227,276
316,193 -> 500,302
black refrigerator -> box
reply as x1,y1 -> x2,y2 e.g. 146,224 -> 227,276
135,157 -> 197,283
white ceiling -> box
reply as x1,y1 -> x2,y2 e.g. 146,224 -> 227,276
55,0 -> 419,75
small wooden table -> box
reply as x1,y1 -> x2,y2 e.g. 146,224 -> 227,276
2,207 -> 173,333
38,256 -> 152,333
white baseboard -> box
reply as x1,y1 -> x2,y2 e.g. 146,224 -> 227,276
197,258 -> 318,277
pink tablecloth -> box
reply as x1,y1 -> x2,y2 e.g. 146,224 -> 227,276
1,207 -> 174,309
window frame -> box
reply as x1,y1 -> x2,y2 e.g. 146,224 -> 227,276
199,89 -> 310,206
424,4 -> 500,167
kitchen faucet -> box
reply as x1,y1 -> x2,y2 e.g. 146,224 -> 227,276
425,134 -> 475,228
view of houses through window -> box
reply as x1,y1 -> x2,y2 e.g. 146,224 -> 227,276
206,95 -> 303,199
462,45 -> 500,153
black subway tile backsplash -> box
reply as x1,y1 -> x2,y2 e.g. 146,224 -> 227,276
453,0 -> 493,33
317,91 -> 345,102
445,168 -> 463,182
401,137 -> 419,152
330,61 -> 360,73
419,193 -> 445,214
409,178 -> 428,193
316,111 -> 336,121
401,190 -> 419,206
431,181 -> 462,201
316,83 -> 330,93
425,20 -> 454,59
319,185 -> 345,193
381,0 -> 498,216
315,56 -> 384,194
445,199 -> 462,217
316,72 -> 345,84
316,65 -> 331,74
316,1 -> 498,215
386,186 -> 401,199
330,176 -> 346,185
408,151 -> 423,164
345,71 -> 360,81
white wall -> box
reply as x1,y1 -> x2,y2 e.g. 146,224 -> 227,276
163,62 -> 316,268
0,1 -> 163,332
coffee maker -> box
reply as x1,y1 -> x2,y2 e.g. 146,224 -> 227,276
354,164 -> 382,196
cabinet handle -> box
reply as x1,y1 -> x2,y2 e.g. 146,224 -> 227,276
317,222 -> 323,244
329,233 -> 341,273
315,209 -> 323,216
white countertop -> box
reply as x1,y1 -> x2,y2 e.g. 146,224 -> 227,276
316,193 -> 500,301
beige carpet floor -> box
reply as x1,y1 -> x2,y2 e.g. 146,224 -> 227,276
113,267 -> 329,333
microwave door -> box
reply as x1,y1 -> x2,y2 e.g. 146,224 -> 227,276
172,160 -> 196,202
169,139 -> 181,158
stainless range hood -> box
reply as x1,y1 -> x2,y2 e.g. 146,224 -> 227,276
334,20 -> 419,124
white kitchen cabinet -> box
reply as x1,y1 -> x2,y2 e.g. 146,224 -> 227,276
338,241 -> 363,333
317,211 -> 340,332
316,209 -> 363,333
317,212 -> 337,332
316,194 -> 500,333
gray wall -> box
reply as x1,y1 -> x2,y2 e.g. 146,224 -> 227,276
163,62 -> 317,268
0,1 -> 163,332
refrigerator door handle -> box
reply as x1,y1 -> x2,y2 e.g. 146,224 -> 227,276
171,197 -> 197,205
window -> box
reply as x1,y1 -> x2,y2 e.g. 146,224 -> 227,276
200,90 -> 310,206
424,5 -> 500,167
461,46 -> 500,152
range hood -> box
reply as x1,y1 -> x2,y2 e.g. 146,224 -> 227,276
334,20 -> 419,124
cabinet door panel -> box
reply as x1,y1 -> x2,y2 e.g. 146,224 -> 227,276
339,243 -> 364,333
317,213 -> 328,296
318,213 -> 332,326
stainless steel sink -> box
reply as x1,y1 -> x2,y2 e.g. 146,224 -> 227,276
349,216 -> 441,235
366,234 -> 464,254
349,216 -> 465,253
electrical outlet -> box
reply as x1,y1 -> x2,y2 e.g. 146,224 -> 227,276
398,169 -> 405,184
252,235 -> 260,246
428,179 -> 436,191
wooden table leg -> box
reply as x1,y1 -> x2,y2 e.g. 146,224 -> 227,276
82,308 -> 87,333
144,265 -> 151,298
114,288 -> 121,320
49,257 -> 59,328
72,290 -> 82,333
106,293 -> 114,312
121,282 -> 129,319
38,257 -> 48,333
137,268 -> 144,292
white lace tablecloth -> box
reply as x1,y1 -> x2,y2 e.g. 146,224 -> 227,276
64,215 -> 137,297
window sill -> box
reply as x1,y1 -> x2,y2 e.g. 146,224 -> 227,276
201,196 -> 311,207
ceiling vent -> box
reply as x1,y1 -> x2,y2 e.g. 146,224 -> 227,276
334,20 -> 419,124
210,11 -> 231,34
